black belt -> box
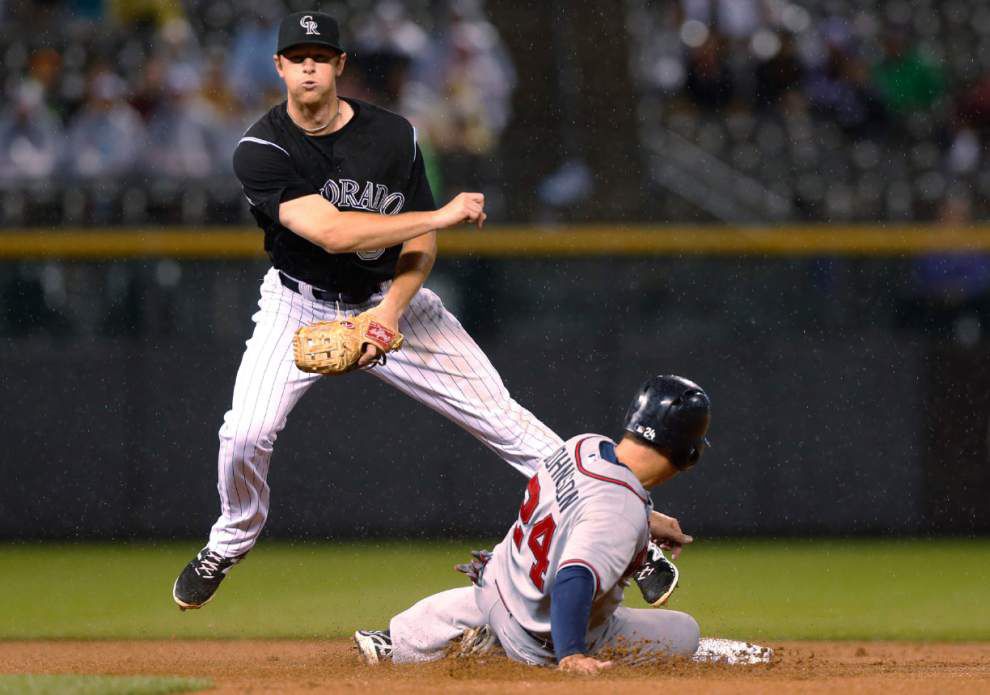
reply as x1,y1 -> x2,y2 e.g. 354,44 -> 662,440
278,271 -> 379,304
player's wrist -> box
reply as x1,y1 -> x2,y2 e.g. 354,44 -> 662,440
376,294 -> 408,318
427,208 -> 448,230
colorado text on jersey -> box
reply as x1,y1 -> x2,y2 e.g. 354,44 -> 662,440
320,178 -> 406,215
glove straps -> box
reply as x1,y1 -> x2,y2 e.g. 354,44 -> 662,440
359,317 -> 404,366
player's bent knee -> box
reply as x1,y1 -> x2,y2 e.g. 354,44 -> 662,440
220,421 -> 278,459
666,611 -> 700,656
224,435 -> 276,460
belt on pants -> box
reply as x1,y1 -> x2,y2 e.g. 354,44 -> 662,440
493,579 -> 554,653
278,271 -> 380,305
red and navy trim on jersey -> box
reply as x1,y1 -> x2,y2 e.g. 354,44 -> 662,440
572,436 -> 650,504
558,559 -> 603,595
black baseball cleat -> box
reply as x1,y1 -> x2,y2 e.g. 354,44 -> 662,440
172,547 -> 244,611
353,629 -> 393,665
634,541 -> 680,607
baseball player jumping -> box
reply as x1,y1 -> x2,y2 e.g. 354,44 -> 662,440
355,376 -> 772,671
170,10 -> 562,610
172,10 -> 673,612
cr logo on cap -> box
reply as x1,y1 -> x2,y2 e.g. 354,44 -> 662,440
300,15 -> 320,35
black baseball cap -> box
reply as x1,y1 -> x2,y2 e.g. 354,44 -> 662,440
277,11 -> 345,54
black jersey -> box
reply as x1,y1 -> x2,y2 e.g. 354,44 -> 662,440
232,97 -> 436,293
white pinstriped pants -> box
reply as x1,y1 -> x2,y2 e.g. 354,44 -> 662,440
208,268 -> 564,557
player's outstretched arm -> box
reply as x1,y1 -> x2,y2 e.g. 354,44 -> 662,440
551,565 -> 613,673
278,192 -> 486,254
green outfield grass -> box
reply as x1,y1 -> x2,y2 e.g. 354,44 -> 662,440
0,539 -> 987,641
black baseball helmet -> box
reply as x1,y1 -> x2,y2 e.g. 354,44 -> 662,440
623,374 -> 711,470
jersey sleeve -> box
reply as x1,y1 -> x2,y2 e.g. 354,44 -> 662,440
232,138 -> 317,224
550,565 -> 596,661
556,512 -> 642,596
404,143 -> 436,212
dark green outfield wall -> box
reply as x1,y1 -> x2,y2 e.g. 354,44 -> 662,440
1,255 -> 987,538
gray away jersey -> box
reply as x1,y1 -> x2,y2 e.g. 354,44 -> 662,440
483,434 -> 653,638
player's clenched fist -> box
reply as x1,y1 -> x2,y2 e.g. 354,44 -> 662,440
558,654 -> 613,674
432,192 -> 487,230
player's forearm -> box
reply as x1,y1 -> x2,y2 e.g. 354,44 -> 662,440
280,192 -> 481,253
550,566 -> 596,662
321,210 -> 438,253
379,232 -> 437,315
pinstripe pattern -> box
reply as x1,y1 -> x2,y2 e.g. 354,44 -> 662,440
374,289 -> 562,476
206,269 -> 562,557
208,269 -> 321,556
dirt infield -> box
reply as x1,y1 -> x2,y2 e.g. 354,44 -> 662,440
3,640 -> 988,694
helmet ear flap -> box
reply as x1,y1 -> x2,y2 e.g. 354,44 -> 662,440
680,436 -> 710,470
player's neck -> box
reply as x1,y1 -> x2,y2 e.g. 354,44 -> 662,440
614,437 -> 679,489
287,93 -> 347,135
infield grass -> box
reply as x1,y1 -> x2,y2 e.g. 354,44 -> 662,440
0,675 -> 211,694
0,538 -> 986,641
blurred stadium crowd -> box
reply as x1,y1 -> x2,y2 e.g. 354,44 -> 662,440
0,0 -> 514,225
2,0 -> 990,226
630,0 -> 990,224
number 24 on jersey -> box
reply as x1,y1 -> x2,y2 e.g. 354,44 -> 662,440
511,475 -> 557,590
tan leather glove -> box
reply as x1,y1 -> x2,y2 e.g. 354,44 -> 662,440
292,311 -> 404,375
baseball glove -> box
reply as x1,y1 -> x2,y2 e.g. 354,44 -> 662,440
292,311 -> 404,375
633,543 -> 679,607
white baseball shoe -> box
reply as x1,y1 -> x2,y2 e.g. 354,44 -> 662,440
354,629 -> 393,665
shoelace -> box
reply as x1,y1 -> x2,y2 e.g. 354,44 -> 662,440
194,551 -> 226,579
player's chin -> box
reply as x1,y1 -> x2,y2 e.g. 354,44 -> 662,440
293,85 -> 330,103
